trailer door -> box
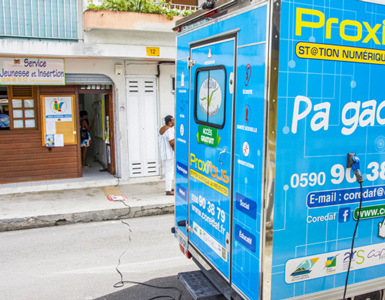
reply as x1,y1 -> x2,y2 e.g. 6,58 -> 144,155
188,37 -> 236,280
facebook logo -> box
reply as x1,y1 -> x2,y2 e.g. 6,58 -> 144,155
339,208 -> 351,222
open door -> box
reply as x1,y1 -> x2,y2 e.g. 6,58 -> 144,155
78,87 -> 115,176
104,93 -> 115,174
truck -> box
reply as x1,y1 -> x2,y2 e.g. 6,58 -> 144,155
172,0 -> 385,299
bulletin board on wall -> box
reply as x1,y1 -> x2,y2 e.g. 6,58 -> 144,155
40,95 -> 77,146
93,99 -> 105,140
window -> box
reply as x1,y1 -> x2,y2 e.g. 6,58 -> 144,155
0,86 -> 37,130
194,66 -> 226,128
11,98 -> 36,129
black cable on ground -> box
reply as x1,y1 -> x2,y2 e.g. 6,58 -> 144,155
112,200 -> 182,300
117,199 -> 131,220
114,175 -> 121,187
343,182 -> 363,300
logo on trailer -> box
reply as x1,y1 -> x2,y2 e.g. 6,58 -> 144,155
290,258 -> 319,277
325,255 -> 338,274
208,47 -> 212,58
199,78 -> 222,117
343,249 -> 365,268
190,153 -> 229,184
339,208 -> 350,222
244,104 -> 251,123
325,255 -> 337,268
180,100 -> 186,112
190,153 -> 229,196
180,124 -> 184,137
197,125 -> 221,148
245,64 -> 251,86
181,72 -> 185,87
243,141 -> 250,157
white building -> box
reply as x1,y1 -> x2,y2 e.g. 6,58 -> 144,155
0,0 -> 193,187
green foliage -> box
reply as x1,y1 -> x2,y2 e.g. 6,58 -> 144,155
87,0 -> 128,11
87,0 -> 194,19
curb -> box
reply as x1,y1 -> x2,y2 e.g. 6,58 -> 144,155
0,204 -> 175,232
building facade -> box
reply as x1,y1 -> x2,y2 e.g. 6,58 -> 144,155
0,0 -> 195,184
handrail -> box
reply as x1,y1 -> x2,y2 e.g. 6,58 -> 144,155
155,3 -> 199,12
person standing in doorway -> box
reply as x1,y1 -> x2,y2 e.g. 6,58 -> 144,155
159,115 -> 175,195
80,110 -> 95,168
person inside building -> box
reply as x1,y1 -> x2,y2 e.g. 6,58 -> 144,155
80,110 -> 95,168
158,115 -> 175,195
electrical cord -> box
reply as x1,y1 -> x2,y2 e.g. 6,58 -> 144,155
112,199 -> 182,300
343,182 -> 363,300
114,175 -> 121,187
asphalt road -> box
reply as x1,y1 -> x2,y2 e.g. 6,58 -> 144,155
0,214 -> 199,300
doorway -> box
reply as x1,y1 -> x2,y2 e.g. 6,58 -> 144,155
78,88 -> 115,176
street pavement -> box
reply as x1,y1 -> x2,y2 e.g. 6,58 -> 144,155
0,180 -> 174,232
0,215 -> 198,300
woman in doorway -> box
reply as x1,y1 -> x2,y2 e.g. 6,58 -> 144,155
80,110 -> 94,168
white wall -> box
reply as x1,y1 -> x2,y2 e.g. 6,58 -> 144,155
0,39 -> 176,61
158,64 -> 176,128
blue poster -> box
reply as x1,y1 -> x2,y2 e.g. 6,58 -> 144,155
272,0 -> 385,299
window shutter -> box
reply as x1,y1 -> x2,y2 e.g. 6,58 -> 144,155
11,86 -> 33,97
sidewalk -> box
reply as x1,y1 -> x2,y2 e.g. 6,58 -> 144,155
0,180 -> 175,232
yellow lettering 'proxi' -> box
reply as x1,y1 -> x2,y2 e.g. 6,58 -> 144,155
296,7 -> 385,45
296,8 -> 325,36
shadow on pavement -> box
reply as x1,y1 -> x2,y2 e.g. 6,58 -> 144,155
95,275 -> 194,300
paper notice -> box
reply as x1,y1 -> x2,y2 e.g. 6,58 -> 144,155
46,121 -> 56,134
54,134 -> 64,147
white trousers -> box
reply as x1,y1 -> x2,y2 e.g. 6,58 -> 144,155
164,158 -> 174,192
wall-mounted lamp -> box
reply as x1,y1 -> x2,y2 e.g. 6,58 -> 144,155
114,64 -> 124,76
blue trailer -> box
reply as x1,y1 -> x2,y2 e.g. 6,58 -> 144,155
173,0 -> 385,299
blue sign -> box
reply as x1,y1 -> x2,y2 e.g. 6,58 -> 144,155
307,185 -> 385,208
176,161 -> 188,178
177,184 -> 187,202
235,224 -> 256,252
235,193 -> 257,219
339,208 -> 351,223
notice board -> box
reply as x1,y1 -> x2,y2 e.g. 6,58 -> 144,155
41,95 -> 77,146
